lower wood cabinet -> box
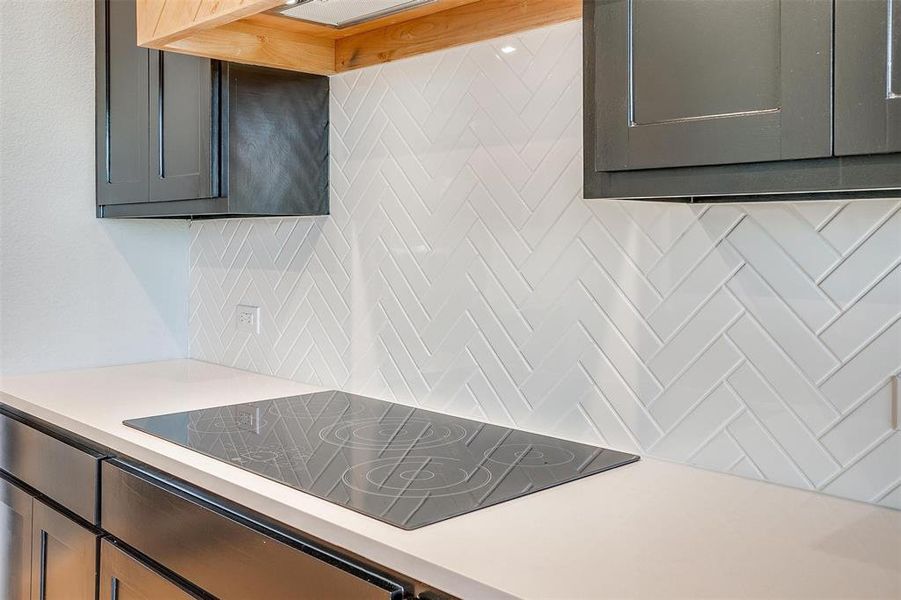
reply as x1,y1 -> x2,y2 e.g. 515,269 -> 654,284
31,500 -> 97,600
99,539 -> 196,600
1,477 -> 33,600
0,476 -> 99,600
101,460 -> 406,600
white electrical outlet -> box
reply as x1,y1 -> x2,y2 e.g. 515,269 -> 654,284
235,405 -> 261,434
236,305 -> 260,334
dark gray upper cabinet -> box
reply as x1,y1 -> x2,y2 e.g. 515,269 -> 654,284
95,0 -> 150,206
95,0 -> 214,211
834,0 -> 901,155
584,0 -> 901,202
595,0 -> 831,171
95,0 -> 328,218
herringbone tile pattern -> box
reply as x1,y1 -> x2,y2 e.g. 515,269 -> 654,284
189,21 -> 901,508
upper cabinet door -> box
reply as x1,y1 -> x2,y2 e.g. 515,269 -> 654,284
590,0 -> 833,171
148,50 -> 215,203
834,0 -> 901,155
95,0 -> 150,205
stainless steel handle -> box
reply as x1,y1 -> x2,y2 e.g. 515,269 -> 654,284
110,577 -> 119,600
38,529 -> 48,600
157,51 -> 165,178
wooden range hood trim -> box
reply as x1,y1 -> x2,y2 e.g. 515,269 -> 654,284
336,0 -> 583,71
163,19 -> 337,75
136,0 -> 285,47
137,0 -> 582,75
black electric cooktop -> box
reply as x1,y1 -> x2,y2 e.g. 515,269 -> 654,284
124,391 -> 639,529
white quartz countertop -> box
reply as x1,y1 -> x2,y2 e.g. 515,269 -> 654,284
1,360 -> 899,599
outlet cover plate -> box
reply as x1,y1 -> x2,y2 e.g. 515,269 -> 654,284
236,305 -> 260,335
235,405 -> 261,434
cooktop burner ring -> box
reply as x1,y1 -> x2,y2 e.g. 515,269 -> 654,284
187,414 -> 270,434
230,449 -> 280,464
399,468 -> 436,481
485,443 -> 576,467
342,457 -> 493,499
320,417 -> 469,450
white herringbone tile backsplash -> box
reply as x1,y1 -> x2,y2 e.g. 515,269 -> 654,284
189,21 -> 901,508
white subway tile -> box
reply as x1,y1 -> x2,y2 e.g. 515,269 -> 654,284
189,20 -> 901,508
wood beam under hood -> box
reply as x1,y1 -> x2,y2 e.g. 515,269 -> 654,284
137,0 -> 582,75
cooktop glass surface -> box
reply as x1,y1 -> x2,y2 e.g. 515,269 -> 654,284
124,391 -> 639,529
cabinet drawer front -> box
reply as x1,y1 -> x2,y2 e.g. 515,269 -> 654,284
0,411 -> 101,524
101,461 -> 404,600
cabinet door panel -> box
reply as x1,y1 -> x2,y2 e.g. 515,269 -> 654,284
834,0 -> 901,155
99,540 -> 195,600
30,501 -> 96,600
149,50 -> 214,203
96,0 -> 150,205
0,477 -> 32,600
631,0 -> 779,125
591,0 -> 832,171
